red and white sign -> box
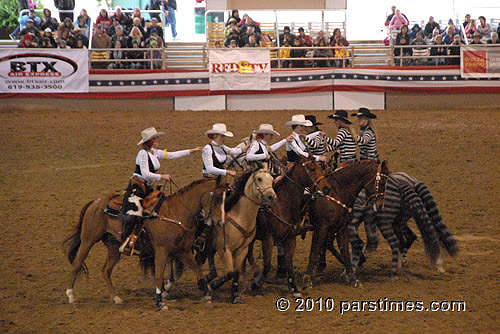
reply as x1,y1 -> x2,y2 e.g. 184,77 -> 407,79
209,49 -> 270,91
461,46 -> 500,78
0,49 -> 89,93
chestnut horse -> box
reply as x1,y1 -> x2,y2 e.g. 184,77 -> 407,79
249,159 -> 331,297
304,160 -> 389,288
64,177 -> 228,310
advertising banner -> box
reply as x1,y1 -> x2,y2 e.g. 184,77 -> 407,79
461,46 -> 500,78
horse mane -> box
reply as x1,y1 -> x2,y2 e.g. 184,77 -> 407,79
327,160 -> 374,184
224,169 -> 253,212
164,178 -> 212,200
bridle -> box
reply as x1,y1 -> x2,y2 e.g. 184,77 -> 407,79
284,160 -> 327,196
363,163 -> 388,204
243,169 -> 274,206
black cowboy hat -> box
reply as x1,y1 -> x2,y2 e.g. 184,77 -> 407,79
351,107 -> 377,119
305,115 -> 323,126
327,110 -> 352,124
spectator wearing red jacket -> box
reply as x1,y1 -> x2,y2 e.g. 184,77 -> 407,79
330,28 -> 349,47
297,27 -> 312,47
96,9 -> 112,33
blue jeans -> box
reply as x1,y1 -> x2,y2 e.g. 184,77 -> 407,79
166,6 -> 177,38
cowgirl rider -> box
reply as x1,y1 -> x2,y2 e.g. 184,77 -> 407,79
352,107 -> 379,162
119,127 -> 202,255
246,124 -> 293,171
285,114 -> 326,164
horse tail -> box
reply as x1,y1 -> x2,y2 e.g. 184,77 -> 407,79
400,183 -> 441,264
415,182 -> 459,256
63,200 -> 93,276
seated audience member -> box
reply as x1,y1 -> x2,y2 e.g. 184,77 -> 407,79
334,38 -> 349,67
470,32 -> 483,45
313,38 -> 332,67
297,27 -> 312,47
92,24 -> 112,49
58,39 -> 70,49
487,32 -> 499,44
411,31 -> 428,65
127,40 -> 145,69
96,9 -> 113,34
214,41 -> 223,48
448,35 -> 462,65
225,31 -> 242,47
57,28 -> 71,45
61,17 -> 74,33
42,28 -> 56,47
66,34 -> 77,48
245,35 -> 259,47
129,26 -> 144,47
314,30 -> 327,46
76,16 -> 90,38
410,23 -> 423,40
462,14 -> 471,29
147,17 -> 164,39
226,9 -> 241,26
330,28 -> 349,46
239,14 -> 261,35
75,37 -> 87,49
12,9 -> 41,38
73,27 -> 88,48
145,29 -> 164,47
259,33 -> 272,46
76,9 -> 91,30
430,35 -> 447,65
389,9 -> 409,31
229,39 -> 238,48
443,25 -> 457,44
131,8 -> 145,28
41,8 -> 59,32
111,6 -> 131,29
465,19 -> 477,38
280,40 -> 291,68
394,35 -> 412,65
19,19 -> 41,41
129,17 -> 147,39
424,16 -> 440,39
477,16 -> 491,41
395,25 -> 410,45
109,40 -> 126,69
111,25 -> 127,47
290,38 -> 306,68
149,40 -> 162,69
18,34 -> 36,48
279,26 -> 295,46
225,18 -> 240,40
242,26 -> 260,45
430,27 -> 440,43
107,17 -> 121,36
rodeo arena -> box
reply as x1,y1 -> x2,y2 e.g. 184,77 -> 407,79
1,0 -> 500,333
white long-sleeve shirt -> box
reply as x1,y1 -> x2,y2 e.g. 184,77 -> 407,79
202,141 -> 243,176
246,138 -> 286,161
133,148 -> 190,185
286,131 -> 320,162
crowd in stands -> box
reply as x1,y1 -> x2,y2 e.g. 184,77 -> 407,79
386,6 -> 500,65
222,9 -> 351,68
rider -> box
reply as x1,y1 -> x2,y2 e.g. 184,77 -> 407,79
246,124 -> 292,174
303,115 -> 327,156
352,107 -> 379,162
119,127 -> 202,256
285,114 -> 326,164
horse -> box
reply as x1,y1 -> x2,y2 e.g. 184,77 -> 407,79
64,177 -> 229,310
207,166 -> 276,303
304,160 -> 390,288
249,159 -> 332,297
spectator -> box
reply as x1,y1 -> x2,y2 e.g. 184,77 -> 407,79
313,38 -> 332,67
111,25 -> 127,48
395,25 -> 410,45
424,16 -> 440,39
66,33 -> 76,48
42,28 -> 56,47
145,29 -> 164,48
19,18 -> 41,42
226,9 -> 241,26
443,25 -> 456,44
146,0 -> 162,22
18,34 -> 36,48
41,8 -> 59,32
40,37 -> 52,48
10,9 -> 41,39
60,17 -> 74,33
290,38 -> 306,68
470,32 -> 483,45
477,16 -> 491,41
57,28 -> 70,45
244,35 -> 259,47
58,39 -> 70,49
147,18 -> 164,39
280,40 -> 291,68
129,18 -> 147,40
96,9 -> 112,34
430,35 -> 447,65
385,6 -> 397,26
260,33 -> 272,46
330,28 -> 349,47
487,32 -> 499,44
394,35 -> 411,65
448,35 -> 462,65
411,32 -> 428,65
109,40 -> 126,69
149,40 -> 163,69
214,41 -> 223,48
54,0 -> 75,22
72,27 -> 88,47
314,30 -> 327,46
130,7 -> 145,28
334,38 -> 349,67
224,18 -> 240,40
162,0 -> 177,39
462,14 -> 471,29
389,9 -> 409,31
129,26 -> 144,47
111,6 -> 131,29
279,26 -> 295,46
75,9 -> 91,31
240,14 -> 261,35
225,31 -> 242,47
92,24 -> 112,49
107,18 -> 121,37
409,23 -> 423,40
465,19 -> 477,38
296,27 -> 312,47
242,26 -> 260,45
229,39 -> 238,48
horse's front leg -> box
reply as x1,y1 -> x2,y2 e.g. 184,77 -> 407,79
231,246 -> 251,304
101,237 -> 123,304
209,246 -> 234,291
251,234 -> 273,291
154,246 -> 169,311
182,250 -> 211,304
337,227 -> 359,287
304,218 -> 329,289
283,236 -> 301,297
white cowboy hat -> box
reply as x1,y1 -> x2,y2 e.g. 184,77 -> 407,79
205,123 -> 234,137
137,127 -> 165,145
256,124 -> 280,136
285,114 -> 313,127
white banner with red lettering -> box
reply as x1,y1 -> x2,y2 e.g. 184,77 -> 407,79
0,49 -> 89,93
208,49 -> 270,91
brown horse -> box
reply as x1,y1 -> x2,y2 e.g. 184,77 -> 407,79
64,177 -> 229,310
249,159 -> 332,297
304,160 -> 389,288
208,167 -> 276,303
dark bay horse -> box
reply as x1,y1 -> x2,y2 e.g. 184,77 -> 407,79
249,159 -> 331,297
64,177 -> 229,310
305,160 -> 389,287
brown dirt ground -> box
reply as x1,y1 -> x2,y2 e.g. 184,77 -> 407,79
0,106 -> 499,334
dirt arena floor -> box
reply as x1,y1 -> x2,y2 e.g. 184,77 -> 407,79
0,104 -> 499,334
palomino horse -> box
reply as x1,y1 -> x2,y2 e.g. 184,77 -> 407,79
249,159 -> 331,297
304,160 -> 390,288
208,167 -> 276,303
64,177 -> 229,310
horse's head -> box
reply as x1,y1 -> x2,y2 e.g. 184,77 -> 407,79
289,158 -> 331,196
244,165 -> 276,208
363,160 -> 390,211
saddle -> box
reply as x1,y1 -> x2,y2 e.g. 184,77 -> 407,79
103,190 -> 165,218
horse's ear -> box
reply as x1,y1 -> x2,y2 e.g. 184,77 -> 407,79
255,161 -> 264,170
381,160 -> 389,172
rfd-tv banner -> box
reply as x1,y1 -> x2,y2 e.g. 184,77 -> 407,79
0,49 -> 89,93
461,46 -> 500,78
209,49 -> 270,91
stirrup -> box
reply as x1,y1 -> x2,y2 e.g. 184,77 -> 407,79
119,234 -> 140,256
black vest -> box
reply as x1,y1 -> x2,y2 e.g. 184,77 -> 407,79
287,138 -> 304,163
203,144 -> 227,171
134,150 -> 156,176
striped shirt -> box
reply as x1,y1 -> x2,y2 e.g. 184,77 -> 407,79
305,131 -> 327,155
324,127 -> 357,162
357,125 -> 379,161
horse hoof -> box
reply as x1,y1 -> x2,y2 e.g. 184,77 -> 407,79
292,292 -> 303,298
302,275 -> 313,290
437,266 -> 446,274
353,280 -> 363,288
66,289 -> 76,304
232,296 -> 244,304
113,296 -> 124,304
390,275 -> 399,282
156,302 -> 167,311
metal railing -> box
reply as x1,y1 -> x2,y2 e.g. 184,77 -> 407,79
89,47 -> 166,70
